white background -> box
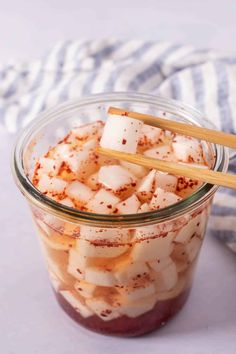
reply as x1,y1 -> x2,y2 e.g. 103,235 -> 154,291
1,1 -> 236,354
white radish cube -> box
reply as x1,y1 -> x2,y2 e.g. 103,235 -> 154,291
69,149 -> 98,180
144,144 -> 176,162
115,194 -> 141,214
76,238 -> 129,258
120,160 -> 148,178
175,212 -> 205,244
37,174 -> 67,193
155,172 -> 177,193
86,172 -> 100,191
53,143 -> 72,160
138,203 -> 151,213
155,261 -> 178,292
100,114 -> 143,153
131,231 -> 175,262
155,275 -> 186,301
74,280 -> 96,299
176,176 -> 201,198
60,290 -> 93,318
114,258 -> 150,285
138,124 -> 162,147
67,248 -> 88,280
98,165 -> 137,194
38,157 -> 62,176
120,294 -> 156,318
85,267 -> 117,287
148,256 -> 174,273
85,188 -> 120,214
80,225 -> 131,244
118,283 -> 156,302
66,181 -> 94,205
149,187 -> 182,210
172,135 -> 203,163
71,121 -> 104,141
136,169 -> 156,202
86,298 -> 120,321
59,197 -> 74,207
172,236 -> 202,263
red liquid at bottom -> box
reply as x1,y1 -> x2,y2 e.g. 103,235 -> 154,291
55,288 -> 191,337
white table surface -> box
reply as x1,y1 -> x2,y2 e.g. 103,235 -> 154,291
1,1 -> 236,353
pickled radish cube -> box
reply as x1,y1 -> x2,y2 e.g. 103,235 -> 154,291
80,225 -> 131,243
155,172 -> 178,193
131,232 -> 175,261
138,124 -> 162,147
38,157 -> 62,176
68,149 -> 98,179
176,176 -> 201,198
85,267 -> 117,287
86,172 -> 100,191
71,121 -> 104,141
74,280 -> 96,299
85,188 -> 120,214
172,135 -> 203,163
114,258 -> 149,285
120,294 -> 156,318
136,169 -> 156,202
148,256 -> 174,273
37,174 -> 67,193
100,114 -> 143,153
86,298 -> 120,321
175,213 -> 205,244
155,261 -> 178,292
120,160 -> 148,178
144,144 -> 176,162
60,290 -> 93,318
59,197 -> 74,207
138,203 -> 151,213
98,165 -> 137,193
76,238 -> 129,258
53,143 -> 72,160
149,187 -> 182,210
67,248 -> 88,280
115,194 -> 141,214
134,224 -> 160,240
118,283 -> 156,302
66,181 -> 94,204
172,235 -> 202,263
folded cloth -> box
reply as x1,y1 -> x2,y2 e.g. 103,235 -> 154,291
1,39 -> 236,252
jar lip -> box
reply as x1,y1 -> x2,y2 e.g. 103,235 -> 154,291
12,92 -> 229,227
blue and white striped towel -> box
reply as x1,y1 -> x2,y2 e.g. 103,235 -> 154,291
2,39 -> 236,252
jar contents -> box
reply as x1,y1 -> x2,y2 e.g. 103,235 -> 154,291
31,112 -> 211,336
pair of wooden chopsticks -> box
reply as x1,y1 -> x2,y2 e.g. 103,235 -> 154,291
97,107 -> 236,190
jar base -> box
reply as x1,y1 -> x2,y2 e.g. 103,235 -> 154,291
54,287 -> 191,337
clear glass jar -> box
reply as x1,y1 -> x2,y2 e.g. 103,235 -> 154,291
12,92 -> 228,336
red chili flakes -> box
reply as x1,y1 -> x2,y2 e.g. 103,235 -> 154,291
122,139 -> 127,145
131,182 -> 137,187
107,204 -> 112,209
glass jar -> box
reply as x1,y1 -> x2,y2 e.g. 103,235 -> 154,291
12,92 -> 228,336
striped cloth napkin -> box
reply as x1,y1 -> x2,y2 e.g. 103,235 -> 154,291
2,39 -> 236,252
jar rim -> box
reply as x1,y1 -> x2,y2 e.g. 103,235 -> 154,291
12,92 -> 229,227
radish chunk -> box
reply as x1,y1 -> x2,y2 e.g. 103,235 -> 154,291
136,169 -> 156,202
144,144 -> 176,162
66,181 -> 94,205
115,194 -> 141,214
85,188 -> 120,214
150,187 -> 182,210
98,165 -> 137,195
172,135 -> 204,163
155,172 -> 178,193
100,114 -> 143,153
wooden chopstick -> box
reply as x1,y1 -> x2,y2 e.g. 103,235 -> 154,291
97,147 -> 236,189
108,106 -> 236,149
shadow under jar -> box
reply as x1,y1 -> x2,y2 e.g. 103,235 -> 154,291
12,93 -> 228,336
